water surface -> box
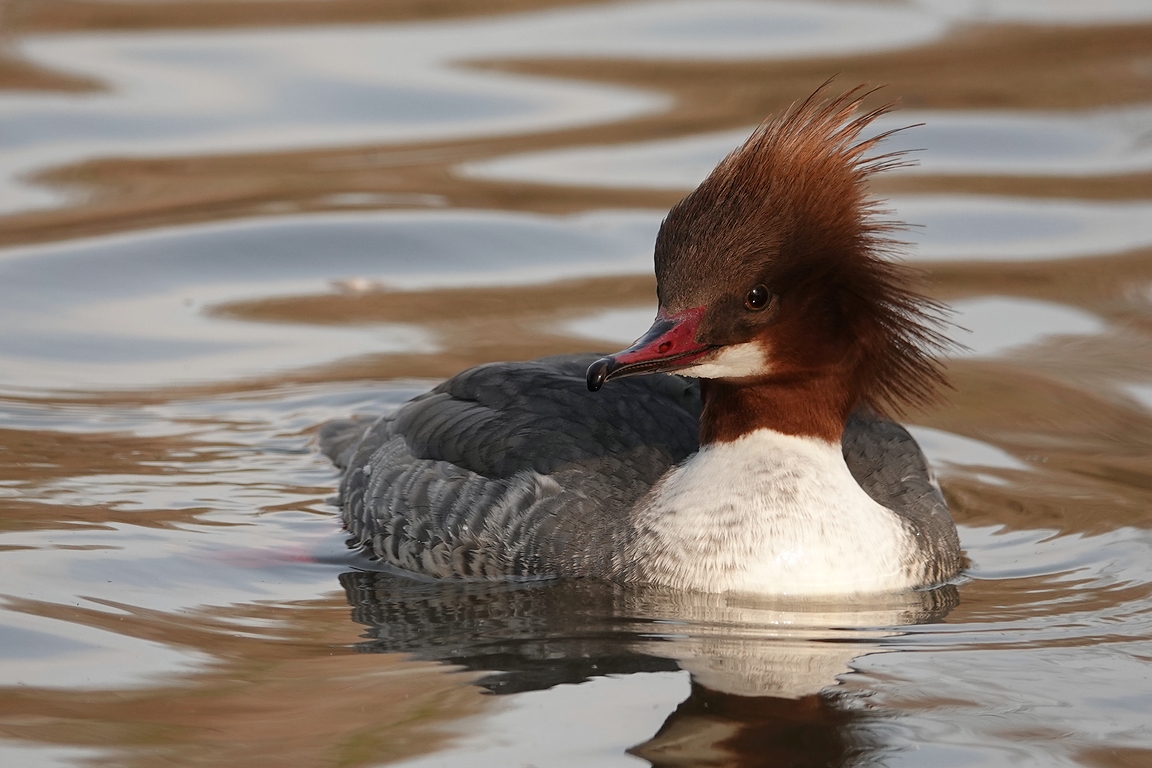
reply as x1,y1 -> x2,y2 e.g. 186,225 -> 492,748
1,1 -> 1151,766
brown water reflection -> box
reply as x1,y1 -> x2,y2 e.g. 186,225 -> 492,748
1,0 -> 1152,766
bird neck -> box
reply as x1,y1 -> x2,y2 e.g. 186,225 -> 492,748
698,375 -> 853,445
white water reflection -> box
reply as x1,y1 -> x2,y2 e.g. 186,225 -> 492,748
1128,384 -> 1152,411
0,0 -> 951,213
949,297 -> 1106,356
565,306 -> 656,346
916,0 -> 1152,24
396,672 -> 687,768
0,300 -> 433,392
906,427 -> 1029,472
463,129 -> 752,190
0,743 -> 105,768
0,610 -> 208,689
898,197 -> 1152,262
877,109 -> 1152,177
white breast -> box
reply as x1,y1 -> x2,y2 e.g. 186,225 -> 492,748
629,429 -> 919,596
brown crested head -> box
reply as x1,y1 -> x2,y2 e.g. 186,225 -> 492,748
647,86 -> 949,432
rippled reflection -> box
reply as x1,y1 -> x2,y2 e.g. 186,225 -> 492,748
1,0 -> 955,214
343,573 -> 957,767
1,0 -> 1151,766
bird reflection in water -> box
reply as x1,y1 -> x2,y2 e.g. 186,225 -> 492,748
339,570 -> 957,767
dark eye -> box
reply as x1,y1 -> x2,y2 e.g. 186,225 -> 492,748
744,284 -> 772,311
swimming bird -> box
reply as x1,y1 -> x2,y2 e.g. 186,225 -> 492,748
321,87 -> 963,596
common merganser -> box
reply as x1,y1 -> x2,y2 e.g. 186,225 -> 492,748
321,87 -> 963,596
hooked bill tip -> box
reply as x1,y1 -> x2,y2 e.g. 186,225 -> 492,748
586,357 -> 614,391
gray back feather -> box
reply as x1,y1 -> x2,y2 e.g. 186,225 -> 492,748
325,355 -> 699,579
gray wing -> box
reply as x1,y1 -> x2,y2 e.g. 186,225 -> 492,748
321,354 -> 700,580
842,412 -> 964,583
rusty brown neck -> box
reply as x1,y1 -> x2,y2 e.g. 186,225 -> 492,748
697,376 -> 853,445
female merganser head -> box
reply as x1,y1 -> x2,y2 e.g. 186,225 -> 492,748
587,87 -> 948,446
321,86 -> 963,597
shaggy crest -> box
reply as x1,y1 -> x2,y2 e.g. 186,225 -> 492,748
654,84 -> 952,415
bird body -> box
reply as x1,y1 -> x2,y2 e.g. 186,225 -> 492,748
322,87 -> 964,595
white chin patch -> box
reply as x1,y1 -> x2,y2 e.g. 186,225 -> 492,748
682,341 -> 769,379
